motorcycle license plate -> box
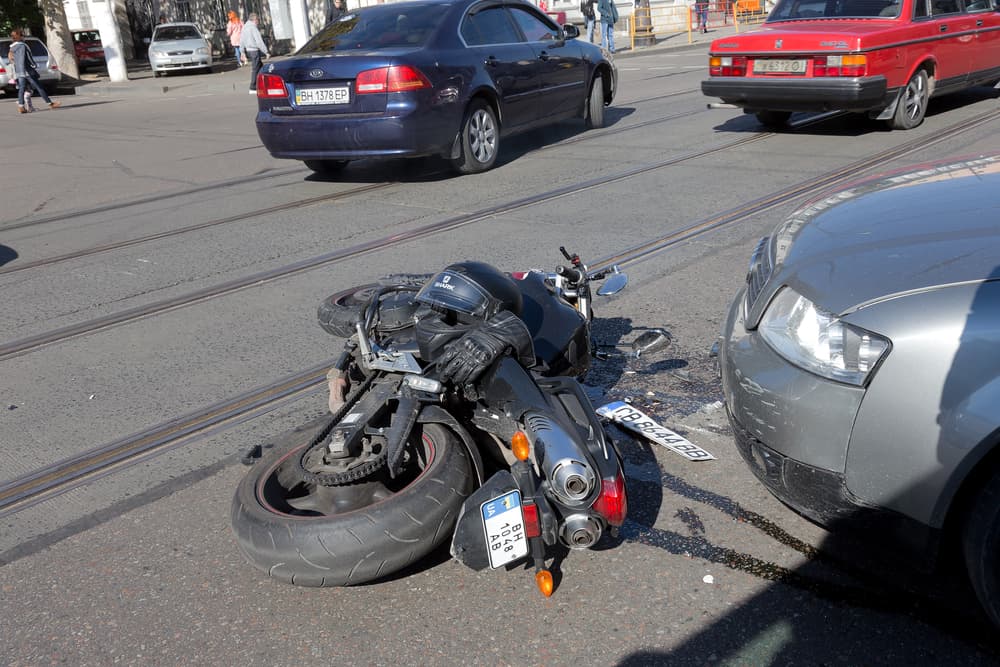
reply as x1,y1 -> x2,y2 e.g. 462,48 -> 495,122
481,490 -> 528,569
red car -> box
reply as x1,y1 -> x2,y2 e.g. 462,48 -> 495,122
701,0 -> 1000,129
72,30 -> 105,71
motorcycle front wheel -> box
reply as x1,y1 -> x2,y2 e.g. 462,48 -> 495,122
231,423 -> 473,587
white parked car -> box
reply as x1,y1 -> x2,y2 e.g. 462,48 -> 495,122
0,36 -> 61,93
148,22 -> 213,76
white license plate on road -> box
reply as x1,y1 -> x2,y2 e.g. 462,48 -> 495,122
296,86 -> 350,106
753,59 -> 807,74
481,490 -> 528,569
597,401 -> 716,461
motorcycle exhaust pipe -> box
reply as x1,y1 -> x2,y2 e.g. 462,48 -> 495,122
523,412 -> 596,505
560,514 -> 603,549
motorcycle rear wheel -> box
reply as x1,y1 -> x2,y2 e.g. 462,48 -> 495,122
316,283 -> 378,338
231,423 -> 473,586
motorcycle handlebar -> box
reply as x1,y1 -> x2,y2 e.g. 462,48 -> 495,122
556,264 -> 584,284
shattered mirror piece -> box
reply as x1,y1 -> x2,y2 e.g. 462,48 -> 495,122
597,400 -> 716,461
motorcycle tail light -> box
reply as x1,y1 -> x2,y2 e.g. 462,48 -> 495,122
522,502 -> 541,539
257,73 -> 288,98
592,473 -> 627,527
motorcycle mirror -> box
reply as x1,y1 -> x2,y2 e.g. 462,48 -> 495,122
597,267 -> 628,296
631,328 -> 672,359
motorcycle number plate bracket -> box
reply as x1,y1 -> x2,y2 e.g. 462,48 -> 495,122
481,490 -> 529,569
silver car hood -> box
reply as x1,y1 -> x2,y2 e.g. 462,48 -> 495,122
754,157 -> 1000,321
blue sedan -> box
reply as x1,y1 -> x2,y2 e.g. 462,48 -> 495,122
253,0 -> 616,175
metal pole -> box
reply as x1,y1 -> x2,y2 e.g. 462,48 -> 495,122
95,0 -> 129,81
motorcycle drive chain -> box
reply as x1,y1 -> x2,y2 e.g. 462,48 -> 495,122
293,372 -> 383,487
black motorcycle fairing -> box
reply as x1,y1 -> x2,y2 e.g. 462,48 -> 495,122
515,272 -> 591,377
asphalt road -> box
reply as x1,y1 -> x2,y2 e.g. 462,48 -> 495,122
2,43 -> 1000,666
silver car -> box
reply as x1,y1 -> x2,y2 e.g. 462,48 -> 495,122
148,22 -> 213,76
0,37 -> 61,92
719,155 -> 1000,628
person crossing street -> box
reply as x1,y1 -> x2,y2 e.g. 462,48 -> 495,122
7,30 -> 60,114
239,13 -> 270,95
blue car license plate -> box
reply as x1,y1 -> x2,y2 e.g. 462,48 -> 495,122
481,490 -> 528,569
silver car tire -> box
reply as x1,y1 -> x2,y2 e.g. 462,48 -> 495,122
585,73 -> 605,130
889,69 -> 929,130
452,99 -> 498,175
964,470 -> 1000,628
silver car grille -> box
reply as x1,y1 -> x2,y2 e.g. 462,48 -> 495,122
167,50 -> 193,56
744,236 -> 772,313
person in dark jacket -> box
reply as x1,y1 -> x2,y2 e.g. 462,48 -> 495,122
580,0 -> 596,43
597,0 -> 618,53
326,0 -> 347,25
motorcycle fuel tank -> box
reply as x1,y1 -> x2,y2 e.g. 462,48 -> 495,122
515,272 -> 590,377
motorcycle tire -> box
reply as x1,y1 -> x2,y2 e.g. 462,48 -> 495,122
316,283 -> 379,338
231,423 -> 473,587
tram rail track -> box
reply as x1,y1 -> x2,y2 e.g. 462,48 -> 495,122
3,106 -> 997,519
0,88 -> 702,241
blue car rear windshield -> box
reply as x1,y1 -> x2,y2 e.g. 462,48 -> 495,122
298,3 -> 450,52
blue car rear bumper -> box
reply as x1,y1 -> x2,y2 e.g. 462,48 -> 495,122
256,106 -> 459,160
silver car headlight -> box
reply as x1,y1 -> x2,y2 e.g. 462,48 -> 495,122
151,48 -> 166,56
758,287 -> 889,386
197,47 -> 209,55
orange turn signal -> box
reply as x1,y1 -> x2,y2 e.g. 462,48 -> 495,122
512,431 -> 531,461
535,570 -> 554,597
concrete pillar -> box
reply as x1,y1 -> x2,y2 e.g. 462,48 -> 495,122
95,0 -> 128,81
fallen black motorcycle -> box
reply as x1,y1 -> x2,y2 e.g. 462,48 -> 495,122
230,248 -> 668,594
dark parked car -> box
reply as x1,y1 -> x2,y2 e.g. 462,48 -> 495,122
253,0 -> 616,175
719,155 -> 1000,628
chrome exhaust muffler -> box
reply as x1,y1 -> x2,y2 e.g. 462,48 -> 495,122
560,514 -> 603,549
523,411 -> 596,505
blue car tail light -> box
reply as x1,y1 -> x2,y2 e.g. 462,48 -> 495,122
257,73 -> 288,99
356,65 -> 431,94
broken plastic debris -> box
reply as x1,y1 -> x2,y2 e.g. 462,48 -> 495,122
703,575 -> 714,584
89,394 -> 95,400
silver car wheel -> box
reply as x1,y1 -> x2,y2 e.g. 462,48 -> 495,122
468,108 -> 496,164
889,69 -> 929,130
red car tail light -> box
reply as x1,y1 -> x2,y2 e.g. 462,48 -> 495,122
257,73 -> 288,98
592,473 -> 628,527
357,65 -> 431,93
814,54 -> 868,77
709,55 -> 748,77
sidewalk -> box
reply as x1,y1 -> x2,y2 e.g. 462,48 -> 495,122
63,23 -> 741,99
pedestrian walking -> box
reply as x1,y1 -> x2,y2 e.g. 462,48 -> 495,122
226,11 -> 244,65
580,0 -> 596,43
326,0 -> 347,25
239,13 -> 270,94
597,0 -> 618,53
695,0 -> 709,32
7,30 -> 60,114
